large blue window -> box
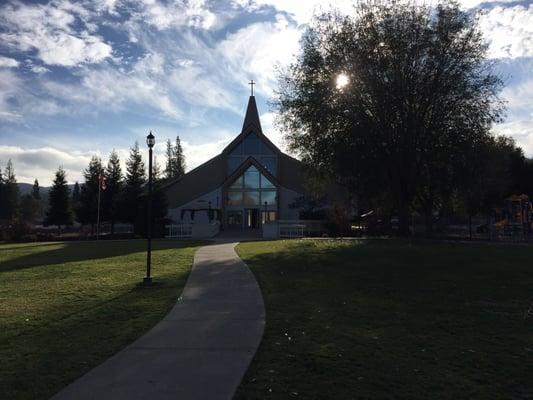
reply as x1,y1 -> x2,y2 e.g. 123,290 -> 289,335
227,165 -> 277,207
244,166 -> 260,189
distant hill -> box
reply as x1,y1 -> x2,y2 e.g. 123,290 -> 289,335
16,183 -> 75,217
17,182 -> 75,195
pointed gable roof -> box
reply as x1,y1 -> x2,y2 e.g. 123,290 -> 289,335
242,95 -> 262,132
223,95 -> 280,156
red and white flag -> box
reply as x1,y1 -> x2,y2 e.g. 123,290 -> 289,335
99,174 -> 106,191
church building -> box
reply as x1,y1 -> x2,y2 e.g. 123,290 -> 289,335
163,93 -> 306,231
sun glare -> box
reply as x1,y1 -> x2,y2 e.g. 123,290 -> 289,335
336,73 -> 349,89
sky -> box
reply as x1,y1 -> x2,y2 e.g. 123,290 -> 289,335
0,0 -> 531,185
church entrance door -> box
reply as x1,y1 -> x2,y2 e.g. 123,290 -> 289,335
245,208 -> 260,229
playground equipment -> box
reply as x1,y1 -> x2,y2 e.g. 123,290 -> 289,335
494,194 -> 532,236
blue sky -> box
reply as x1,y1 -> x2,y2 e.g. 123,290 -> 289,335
0,0 -> 531,185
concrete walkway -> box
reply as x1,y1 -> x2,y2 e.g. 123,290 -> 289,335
52,241 -> 265,400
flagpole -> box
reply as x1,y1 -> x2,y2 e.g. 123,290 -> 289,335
96,174 -> 101,241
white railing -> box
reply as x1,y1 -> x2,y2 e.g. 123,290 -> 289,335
263,220 -> 326,239
166,221 -> 220,239
166,223 -> 193,238
278,223 -> 306,238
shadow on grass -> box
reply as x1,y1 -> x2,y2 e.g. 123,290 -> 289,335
2,274 -> 188,400
0,239 -> 202,273
1,240 -> 202,400
235,239 -> 533,400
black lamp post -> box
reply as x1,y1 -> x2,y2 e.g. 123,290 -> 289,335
144,131 -> 155,285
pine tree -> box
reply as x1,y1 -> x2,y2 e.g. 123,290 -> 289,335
30,178 -> 43,221
0,160 -> 20,222
32,179 -> 40,199
164,137 -> 186,179
44,167 -> 73,234
103,150 -> 123,235
20,194 -> 39,223
153,155 -> 162,182
76,156 -> 103,233
139,154 -> 168,237
174,136 -> 186,177
72,181 -> 80,204
165,139 -> 174,179
120,142 -> 146,233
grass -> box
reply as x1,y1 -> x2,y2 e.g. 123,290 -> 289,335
0,239 -> 204,400
235,239 -> 533,400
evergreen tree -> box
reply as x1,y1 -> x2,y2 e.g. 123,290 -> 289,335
31,179 -> 43,221
44,167 -> 73,234
153,155 -> 162,182
165,139 -> 174,179
120,142 -> 146,233
72,181 -> 80,204
103,150 -> 123,235
71,181 -> 81,221
140,155 -> 168,237
76,156 -> 103,233
20,194 -> 40,223
0,160 -> 20,222
32,179 -> 40,199
174,136 -> 186,177
164,136 -> 186,179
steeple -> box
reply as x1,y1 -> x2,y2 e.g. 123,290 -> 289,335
242,95 -> 262,132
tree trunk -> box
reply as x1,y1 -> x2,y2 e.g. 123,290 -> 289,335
468,214 -> 473,240
57,224 -> 61,236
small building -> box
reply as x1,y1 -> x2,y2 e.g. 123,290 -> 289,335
163,94 -> 307,233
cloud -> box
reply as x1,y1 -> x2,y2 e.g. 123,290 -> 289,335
494,119 -> 533,155
501,76 -> 533,118
260,111 -> 288,152
39,53 -> 183,119
479,5 -> 533,59
0,0 -> 112,67
0,133 -> 237,185
0,56 -> 19,68
138,0 -> 217,30
0,69 -> 24,121
182,137 -> 233,170
216,14 -> 302,96
0,145 -> 93,185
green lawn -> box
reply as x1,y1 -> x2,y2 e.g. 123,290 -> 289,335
235,239 -> 533,400
0,239 -> 203,400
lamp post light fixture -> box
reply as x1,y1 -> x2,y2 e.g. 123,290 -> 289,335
143,131 -> 155,285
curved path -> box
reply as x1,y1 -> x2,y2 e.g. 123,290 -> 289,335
52,241 -> 265,400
